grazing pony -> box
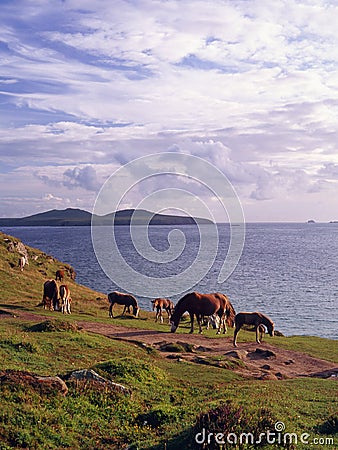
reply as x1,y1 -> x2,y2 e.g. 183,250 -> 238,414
151,298 -> 174,323
18,256 -> 27,271
55,270 -> 64,282
108,291 -> 139,318
170,292 -> 235,334
205,313 -> 220,330
233,312 -> 274,347
42,280 -> 59,311
60,284 -> 71,314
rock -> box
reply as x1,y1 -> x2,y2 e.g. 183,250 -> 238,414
274,330 -> 285,337
308,368 -> 338,379
248,348 -> 276,360
193,356 -> 209,365
261,364 -> 271,370
15,242 -> 29,260
176,341 -> 196,352
196,345 -> 213,352
7,242 -> 15,252
225,350 -> 248,360
69,369 -> 131,395
259,372 -> 278,380
275,372 -> 289,380
35,376 -> 68,396
158,342 -> 185,352
0,370 -> 68,396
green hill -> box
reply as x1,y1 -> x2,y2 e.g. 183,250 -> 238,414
0,208 -> 213,227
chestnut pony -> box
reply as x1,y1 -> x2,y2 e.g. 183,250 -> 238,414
151,298 -> 174,323
170,292 -> 235,334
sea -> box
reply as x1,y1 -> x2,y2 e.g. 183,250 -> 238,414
2,223 -> 337,340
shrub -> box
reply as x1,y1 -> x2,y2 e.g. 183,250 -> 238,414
136,405 -> 183,428
191,402 -> 291,449
316,414 -> 338,435
28,319 -> 80,332
94,358 -> 165,384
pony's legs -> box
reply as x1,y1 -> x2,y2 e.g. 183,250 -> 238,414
223,317 -> 227,334
166,308 -> 171,323
109,303 -> 114,318
189,313 -> 195,333
216,313 -> 226,334
155,307 -> 163,323
216,318 -> 222,334
255,326 -> 261,344
196,314 -> 203,334
233,326 -> 241,347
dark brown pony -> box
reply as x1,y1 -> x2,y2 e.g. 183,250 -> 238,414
42,279 -> 59,311
108,291 -> 139,318
233,312 -> 274,347
170,292 -> 235,334
151,298 -> 174,323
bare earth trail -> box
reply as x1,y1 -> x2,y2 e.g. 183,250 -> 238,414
2,309 -> 338,380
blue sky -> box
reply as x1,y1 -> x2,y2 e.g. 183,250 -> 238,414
1,0 -> 338,221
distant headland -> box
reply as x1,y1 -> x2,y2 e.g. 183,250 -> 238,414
0,208 -> 213,227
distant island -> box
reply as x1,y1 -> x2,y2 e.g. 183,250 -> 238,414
0,208 -> 213,227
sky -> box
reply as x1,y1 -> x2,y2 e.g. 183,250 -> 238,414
1,0 -> 338,222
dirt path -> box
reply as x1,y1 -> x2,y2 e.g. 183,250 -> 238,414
2,308 -> 337,380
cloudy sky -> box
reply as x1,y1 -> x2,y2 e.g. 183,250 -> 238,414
1,0 -> 338,222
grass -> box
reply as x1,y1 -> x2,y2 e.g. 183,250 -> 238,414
0,231 -> 337,449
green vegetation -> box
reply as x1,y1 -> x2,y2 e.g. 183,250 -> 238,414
0,232 -> 337,449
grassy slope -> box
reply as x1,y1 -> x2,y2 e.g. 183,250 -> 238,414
0,232 -> 336,450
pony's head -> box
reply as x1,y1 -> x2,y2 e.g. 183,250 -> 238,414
170,321 -> 178,333
151,299 -> 156,311
267,321 -> 274,337
170,310 -> 179,332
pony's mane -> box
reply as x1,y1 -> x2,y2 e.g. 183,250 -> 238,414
170,292 -> 194,320
131,296 -> 138,307
175,292 -> 194,307
225,300 -> 236,327
260,313 -> 274,329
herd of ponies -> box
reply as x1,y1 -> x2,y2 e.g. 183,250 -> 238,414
41,270 -> 275,347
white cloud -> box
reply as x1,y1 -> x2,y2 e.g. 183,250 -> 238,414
1,0 -> 338,220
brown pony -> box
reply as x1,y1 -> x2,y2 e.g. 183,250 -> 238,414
170,292 -> 235,334
55,270 -> 64,282
108,291 -> 139,318
233,312 -> 274,347
60,284 -> 71,314
42,279 -> 59,311
151,298 -> 174,323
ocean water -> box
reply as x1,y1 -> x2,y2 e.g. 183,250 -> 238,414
2,223 -> 337,339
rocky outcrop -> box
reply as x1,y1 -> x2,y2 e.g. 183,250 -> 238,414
68,369 -> 131,395
0,370 -> 68,396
